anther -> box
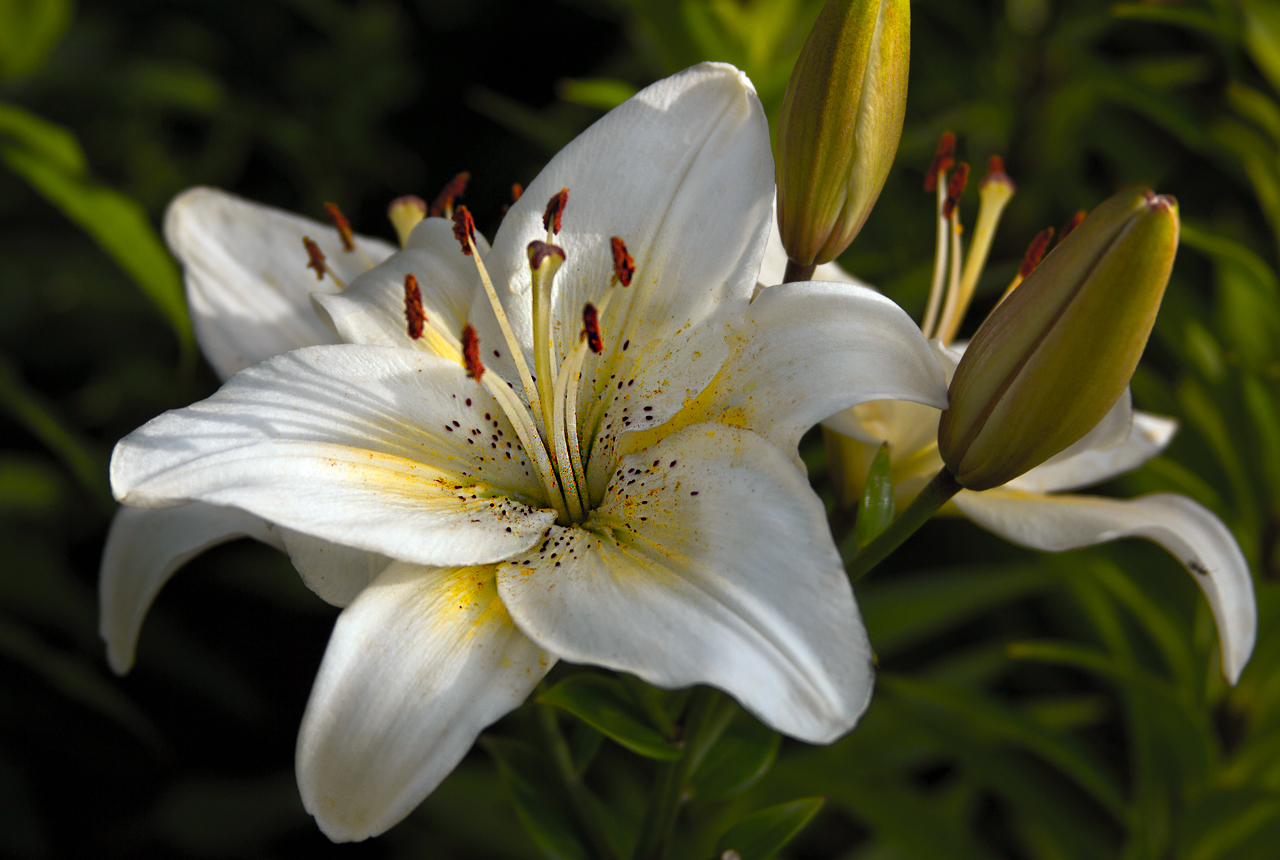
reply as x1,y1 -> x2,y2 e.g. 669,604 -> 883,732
610,237 -> 635,286
323,202 -> 355,252
404,273 -> 426,340
1019,227 -> 1055,278
511,183 -> 523,202
1057,210 -> 1086,245
452,206 -> 477,256
924,131 -> 956,192
582,303 -> 603,354
303,237 -> 327,280
388,195 -> 427,246
943,162 -> 969,219
462,325 -> 484,381
543,189 -> 568,235
430,172 -> 470,218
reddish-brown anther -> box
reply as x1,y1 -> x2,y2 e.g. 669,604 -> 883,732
610,236 -> 635,286
323,202 -> 355,252
543,189 -> 568,234
452,206 -> 477,256
1019,227 -> 1055,278
943,162 -> 969,219
462,325 -> 484,381
924,131 -> 956,192
1057,210 -> 1086,244
429,172 -> 470,218
511,183 -> 523,203
303,236 -> 327,280
582,303 -> 603,354
404,273 -> 426,340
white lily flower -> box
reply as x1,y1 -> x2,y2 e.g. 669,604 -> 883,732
104,63 -> 948,841
829,340 -> 1257,684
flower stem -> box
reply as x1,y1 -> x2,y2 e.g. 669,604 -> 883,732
783,259 -> 816,283
538,704 -> 621,860
846,466 -> 963,582
630,687 -> 727,860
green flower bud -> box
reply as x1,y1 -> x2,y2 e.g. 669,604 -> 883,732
937,188 -> 1180,491
776,0 -> 910,270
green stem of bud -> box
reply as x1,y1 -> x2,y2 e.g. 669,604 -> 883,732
783,260 -> 818,283
845,466 -> 962,581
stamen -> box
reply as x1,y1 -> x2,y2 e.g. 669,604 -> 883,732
430,172 -> 470,218
996,227 -> 1054,306
1057,210 -> 1086,244
323,202 -> 355,252
511,183 -> 524,202
543,189 -> 568,235
582,303 -> 603,353
610,237 -> 635,286
453,206 -> 543,424
933,163 -> 970,344
404,273 -> 426,340
461,325 -> 485,382
388,195 -> 427,247
942,162 -> 969,219
924,131 -> 955,192
528,239 -> 567,443
302,236 -> 345,288
554,294 -> 618,521
936,157 -> 1016,344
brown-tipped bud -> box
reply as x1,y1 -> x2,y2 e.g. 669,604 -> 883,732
776,0 -> 911,266
610,236 -> 635,286
388,195 -> 427,247
430,172 -> 470,218
582,303 -> 603,354
943,162 -> 969,219
1057,210 -> 1086,244
323,202 -> 355,252
303,236 -> 327,280
452,206 -> 477,255
404,274 -> 425,340
1018,227 -> 1054,278
924,131 -> 955,192
543,189 -> 568,235
938,188 -> 1180,490
461,325 -> 484,381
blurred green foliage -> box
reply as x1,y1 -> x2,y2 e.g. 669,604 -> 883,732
2,0 -> 1280,858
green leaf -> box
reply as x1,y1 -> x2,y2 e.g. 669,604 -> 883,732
0,457 -> 60,515
537,674 -> 682,760
556,78 -> 637,111
854,442 -> 894,549
688,713 -> 781,801
0,0 -> 72,81
0,102 -> 192,353
1243,0 -> 1280,95
482,737 -> 591,860
857,563 -> 1055,656
1226,82 -> 1280,147
712,797 -> 825,860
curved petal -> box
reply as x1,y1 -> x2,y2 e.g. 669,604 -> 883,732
279,529 -> 392,608
111,346 -> 555,567
604,281 -> 948,484
498,423 -> 872,743
99,502 -> 283,674
953,489 -> 1256,682
472,62 -> 774,415
1007,410 -> 1177,493
298,562 -> 553,842
312,218 -> 488,355
165,187 -> 396,379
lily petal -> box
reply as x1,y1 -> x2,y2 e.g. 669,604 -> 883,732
110,346 -> 556,567
99,502 -> 282,673
313,218 -> 489,356
165,187 -> 396,380
279,529 -> 392,607
1007,409 -> 1177,494
498,423 -> 872,743
298,562 -> 552,842
953,489 -> 1256,682
475,62 -> 773,420
607,281 -> 947,483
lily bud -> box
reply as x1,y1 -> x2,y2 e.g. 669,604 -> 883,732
938,188 -> 1179,491
776,0 -> 910,269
